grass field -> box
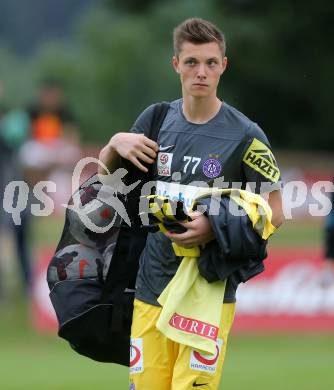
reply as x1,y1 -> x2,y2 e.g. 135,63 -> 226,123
0,216 -> 332,390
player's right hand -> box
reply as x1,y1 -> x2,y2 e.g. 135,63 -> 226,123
109,132 -> 159,172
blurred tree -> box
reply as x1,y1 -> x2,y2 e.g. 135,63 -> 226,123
105,0 -> 161,14
0,0 -> 332,150
216,0 -> 334,149
0,0 -> 99,54
0,46 -> 37,106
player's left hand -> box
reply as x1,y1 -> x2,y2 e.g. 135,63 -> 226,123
164,211 -> 215,248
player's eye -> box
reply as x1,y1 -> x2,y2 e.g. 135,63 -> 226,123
207,59 -> 218,67
185,59 -> 197,66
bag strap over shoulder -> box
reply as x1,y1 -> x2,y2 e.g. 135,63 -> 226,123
121,101 -> 170,185
147,101 -> 170,142
137,101 -> 170,180
100,102 -> 170,304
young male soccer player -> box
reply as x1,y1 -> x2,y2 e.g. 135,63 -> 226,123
99,17 -> 284,390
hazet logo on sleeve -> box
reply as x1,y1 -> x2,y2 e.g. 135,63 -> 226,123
243,138 -> 280,182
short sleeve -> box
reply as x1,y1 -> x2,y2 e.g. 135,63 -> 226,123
130,104 -> 156,135
242,123 -> 282,193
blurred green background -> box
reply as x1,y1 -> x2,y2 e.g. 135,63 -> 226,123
0,0 -> 333,148
0,0 -> 333,389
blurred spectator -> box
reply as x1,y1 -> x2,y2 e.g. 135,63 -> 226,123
0,82 -> 7,299
30,79 -> 76,142
19,76 -> 82,236
0,105 -> 31,294
1,79 -> 81,297
320,188 -> 334,286
20,79 -> 81,187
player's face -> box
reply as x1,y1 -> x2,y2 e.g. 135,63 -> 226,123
40,86 -> 63,109
172,41 -> 227,99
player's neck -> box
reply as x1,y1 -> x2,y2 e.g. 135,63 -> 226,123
182,94 -> 221,124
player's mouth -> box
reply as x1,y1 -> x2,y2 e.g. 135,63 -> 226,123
193,83 -> 209,87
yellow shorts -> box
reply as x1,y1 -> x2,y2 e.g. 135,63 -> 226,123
129,298 -> 236,390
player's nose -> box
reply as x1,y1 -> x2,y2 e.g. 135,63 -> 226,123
196,63 -> 207,79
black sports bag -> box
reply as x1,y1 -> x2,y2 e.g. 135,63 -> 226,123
47,102 -> 170,365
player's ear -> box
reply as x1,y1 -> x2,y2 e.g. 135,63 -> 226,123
221,57 -> 228,75
172,56 -> 180,74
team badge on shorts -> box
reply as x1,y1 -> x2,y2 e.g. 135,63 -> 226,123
190,338 -> 223,373
157,152 -> 173,176
202,158 -> 222,178
130,338 -> 144,374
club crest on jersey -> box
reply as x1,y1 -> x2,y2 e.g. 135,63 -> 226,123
157,152 -> 173,176
190,338 -> 223,373
130,338 -> 144,374
243,138 -> 280,182
202,158 -> 222,178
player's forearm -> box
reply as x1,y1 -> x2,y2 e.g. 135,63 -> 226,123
271,209 -> 285,228
98,138 -> 122,175
267,190 -> 285,228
